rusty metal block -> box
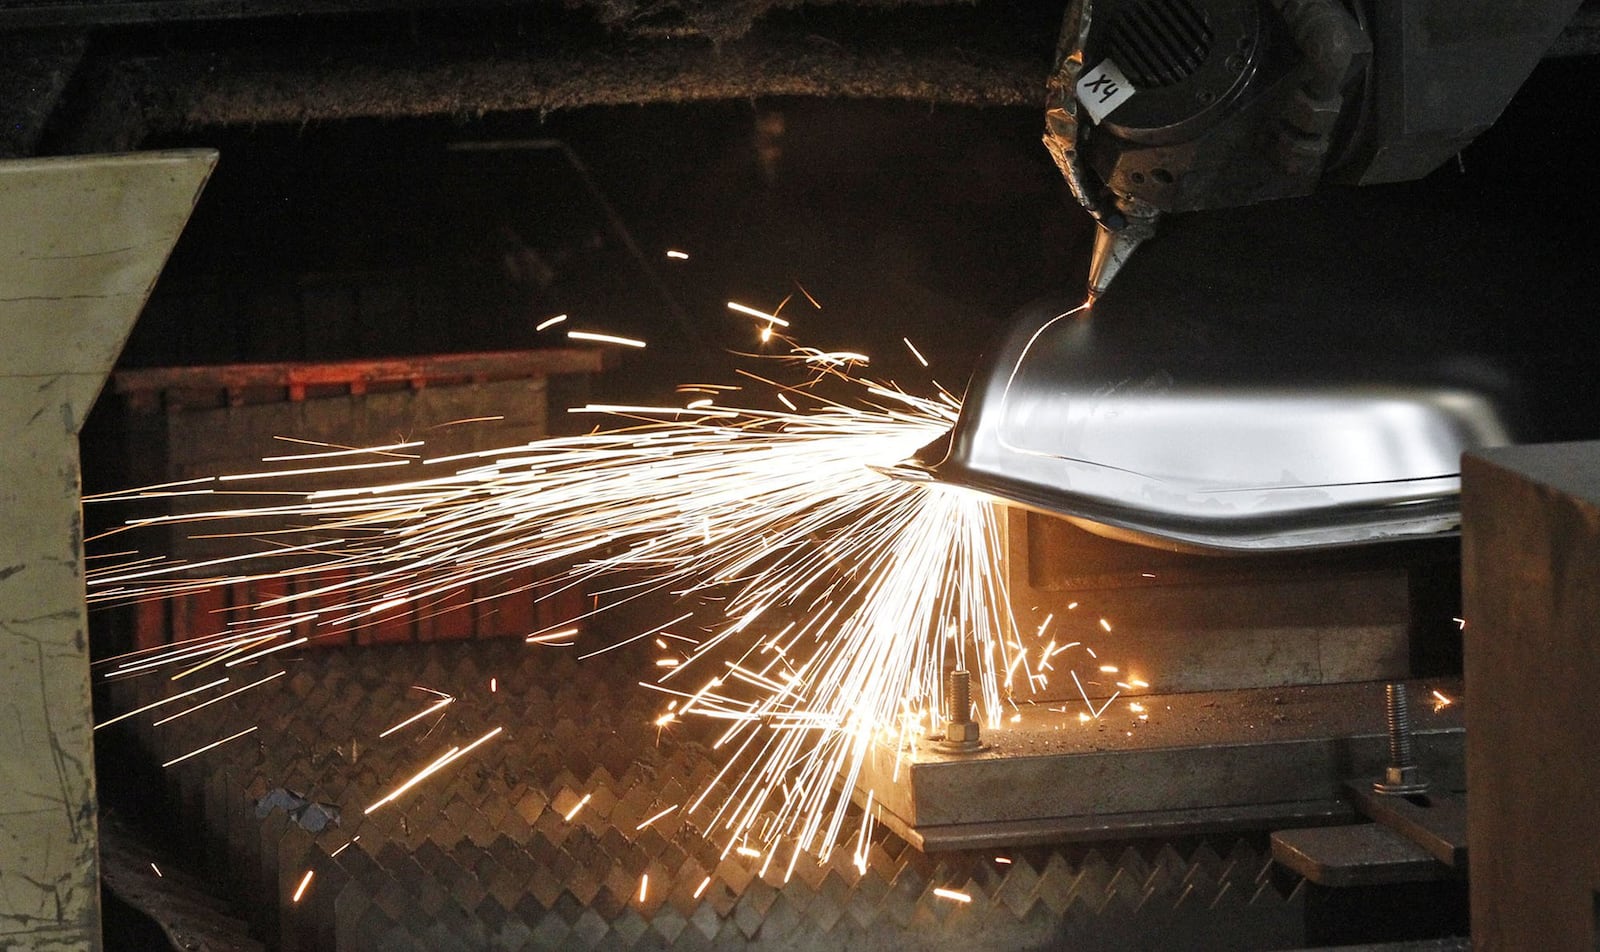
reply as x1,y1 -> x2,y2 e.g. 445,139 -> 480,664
1463,443 -> 1600,950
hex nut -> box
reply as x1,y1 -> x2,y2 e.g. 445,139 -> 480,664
944,721 -> 981,744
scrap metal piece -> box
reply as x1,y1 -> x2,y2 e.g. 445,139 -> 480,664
1270,824 -> 1449,888
1346,784 -> 1467,870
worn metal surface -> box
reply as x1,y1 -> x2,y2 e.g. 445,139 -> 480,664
1462,442 -> 1600,950
50,7 -> 1054,154
1005,508 -> 1415,697
0,150 -> 213,951
100,638 -> 1310,950
1345,786 -> 1466,870
858,680 -> 1464,851
1270,825 -> 1449,888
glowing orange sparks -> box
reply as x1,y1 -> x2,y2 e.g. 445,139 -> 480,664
564,793 -> 593,822
153,671 -> 285,726
567,330 -> 646,348
726,301 -> 791,327
94,677 -> 229,730
363,727 -> 502,814
635,804 -> 679,830
162,726 -> 258,767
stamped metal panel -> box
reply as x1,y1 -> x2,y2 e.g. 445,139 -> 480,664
898,295 -> 1515,552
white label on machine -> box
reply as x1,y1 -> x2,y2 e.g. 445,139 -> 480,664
1076,60 -> 1136,124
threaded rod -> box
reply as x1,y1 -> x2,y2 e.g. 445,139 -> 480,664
1385,682 -> 1415,768
947,669 -> 972,725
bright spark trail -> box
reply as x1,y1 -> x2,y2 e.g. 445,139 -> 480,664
86,336 -> 1114,866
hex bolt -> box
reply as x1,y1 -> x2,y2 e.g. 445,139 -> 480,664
938,669 -> 982,752
1373,682 -> 1429,796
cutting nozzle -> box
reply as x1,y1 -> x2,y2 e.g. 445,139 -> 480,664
1085,203 -> 1161,305
1086,222 -> 1144,305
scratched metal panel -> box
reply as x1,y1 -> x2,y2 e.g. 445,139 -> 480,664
0,150 -> 213,951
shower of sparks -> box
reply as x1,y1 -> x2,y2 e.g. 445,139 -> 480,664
85,335 -> 1134,867
152,671 -> 286,726
94,677 -> 229,730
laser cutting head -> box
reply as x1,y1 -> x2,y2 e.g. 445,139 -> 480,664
1046,0 -> 1584,300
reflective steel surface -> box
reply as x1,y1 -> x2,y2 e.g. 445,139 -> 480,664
897,300 -> 1520,552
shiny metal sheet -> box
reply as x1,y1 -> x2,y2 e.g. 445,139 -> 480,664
897,298 -> 1519,552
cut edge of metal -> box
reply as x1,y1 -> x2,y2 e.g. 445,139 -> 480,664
881,454 -> 1463,555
